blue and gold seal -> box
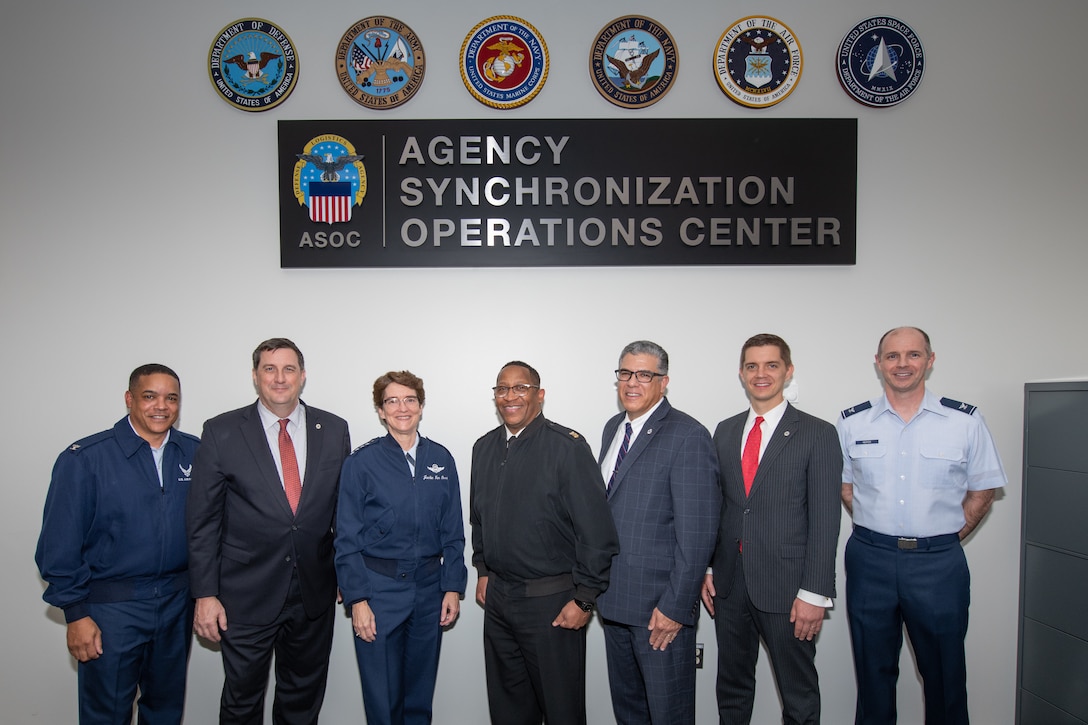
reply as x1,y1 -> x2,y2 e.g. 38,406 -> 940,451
713,16 -> 802,109
208,18 -> 299,112
589,16 -> 679,109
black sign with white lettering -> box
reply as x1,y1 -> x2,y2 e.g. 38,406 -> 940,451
278,118 -> 856,267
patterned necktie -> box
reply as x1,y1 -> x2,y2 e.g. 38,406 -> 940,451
406,451 -> 415,475
279,418 -> 302,514
608,422 -> 633,491
741,416 -> 764,496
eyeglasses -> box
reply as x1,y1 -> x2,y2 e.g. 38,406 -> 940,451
382,396 -> 420,408
615,369 -> 666,383
492,384 -> 539,398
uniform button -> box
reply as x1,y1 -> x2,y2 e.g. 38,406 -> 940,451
291,525 -> 298,531
285,556 -> 291,563
899,499 -> 905,505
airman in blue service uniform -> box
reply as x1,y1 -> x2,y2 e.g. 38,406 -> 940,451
837,327 -> 1005,725
36,363 -> 200,724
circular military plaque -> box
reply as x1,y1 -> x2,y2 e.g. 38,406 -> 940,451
713,16 -> 803,109
335,16 -> 426,109
461,16 -> 549,109
208,18 -> 299,112
589,16 -> 679,109
836,16 -> 924,108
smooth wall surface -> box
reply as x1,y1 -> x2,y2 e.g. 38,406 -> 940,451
3,0 -> 1083,722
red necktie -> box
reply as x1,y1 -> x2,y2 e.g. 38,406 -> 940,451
741,416 -> 764,496
279,418 -> 302,514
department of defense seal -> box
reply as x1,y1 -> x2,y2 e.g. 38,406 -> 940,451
292,135 -> 368,225
836,16 -> 924,108
461,16 -> 549,109
335,16 -> 426,109
208,18 -> 299,112
713,16 -> 803,109
589,16 -> 678,109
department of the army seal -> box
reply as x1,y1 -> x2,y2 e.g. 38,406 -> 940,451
335,16 -> 426,109
461,16 -> 549,109
836,16 -> 924,108
713,16 -> 803,109
208,18 -> 299,112
589,16 -> 678,109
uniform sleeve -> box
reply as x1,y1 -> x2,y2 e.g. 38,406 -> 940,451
35,451 -> 96,622
469,439 -> 489,578
966,412 -> 1007,491
835,417 -> 855,485
439,454 -> 468,595
562,437 -> 620,602
334,454 -> 375,605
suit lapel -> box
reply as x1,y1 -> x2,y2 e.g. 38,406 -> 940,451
301,406 -> 325,506
610,399 -> 671,493
240,402 -> 294,517
748,403 -> 799,497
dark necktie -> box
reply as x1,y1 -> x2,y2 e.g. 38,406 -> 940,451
406,451 -> 415,474
279,418 -> 302,513
608,422 -> 633,491
741,416 -> 764,496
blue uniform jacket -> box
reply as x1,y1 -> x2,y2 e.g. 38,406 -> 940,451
335,434 -> 467,606
35,417 -> 200,622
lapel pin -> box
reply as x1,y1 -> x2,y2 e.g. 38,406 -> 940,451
646,428 -> 653,435
315,423 -> 322,430
783,431 -> 790,437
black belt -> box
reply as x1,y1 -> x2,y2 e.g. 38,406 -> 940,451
853,525 -> 959,551
363,555 -> 440,580
489,572 -> 574,597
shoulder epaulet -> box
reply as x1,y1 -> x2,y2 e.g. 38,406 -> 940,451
172,430 -> 201,445
840,400 -> 872,419
350,436 -> 383,455
63,429 -> 114,454
545,420 -> 584,441
940,397 -> 978,416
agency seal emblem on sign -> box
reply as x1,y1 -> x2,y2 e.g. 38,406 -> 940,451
713,16 -> 802,109
208,18 -> 299,111
292,135 -> 367,225
589,16 -> 678,109
836,16 -> 924,108
461,16 -> 549,109
335,16 -> 426,109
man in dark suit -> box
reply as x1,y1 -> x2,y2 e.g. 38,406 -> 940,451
188,338 -> 350,725
701,333 -> 842,725
597,340 -> 721,725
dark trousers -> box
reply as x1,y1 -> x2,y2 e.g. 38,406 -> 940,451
78,589 -> 193,725
218,573 -> 335,725
602,616 -> 696,725
714,559 -> 820,725
482,576 -> 587,725
352,561 -> 444,725
845,527 -> 970,725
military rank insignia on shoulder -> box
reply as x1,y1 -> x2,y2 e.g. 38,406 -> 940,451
940,397 -> 977,416
351,437 -> 383,454
841,400 -> 872,419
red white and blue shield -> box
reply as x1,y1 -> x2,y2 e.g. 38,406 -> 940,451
307,182 -> 352,224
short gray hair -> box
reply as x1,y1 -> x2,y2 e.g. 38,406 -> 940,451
618,340 -> 669,375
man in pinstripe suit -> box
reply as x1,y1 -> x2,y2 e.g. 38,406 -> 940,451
597,340 -> 721,725
701,333 -> 842,725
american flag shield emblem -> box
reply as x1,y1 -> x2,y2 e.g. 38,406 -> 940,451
308,182 -> 352,224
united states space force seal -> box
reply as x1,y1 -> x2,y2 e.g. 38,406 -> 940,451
836,16 -> 924,108
461,16 -> 549,109
208,18 -> 299,111
292,135 -> 367,225
589,16 -> 678,109
713,16 -> 802,108
335,16 -> 426,109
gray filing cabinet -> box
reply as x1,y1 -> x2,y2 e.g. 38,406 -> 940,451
1018,381 -> 1088,724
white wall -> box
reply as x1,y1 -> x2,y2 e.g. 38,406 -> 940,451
3,0 -> 1084,722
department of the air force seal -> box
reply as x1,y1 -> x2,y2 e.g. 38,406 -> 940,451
208,18 -> 299,111
335,16 -> 426,109
589,16 -> 678,109
460,16 -> 549,109
292,135 -> 367,225
713,16 -> 802,108
836,16 -> 924,108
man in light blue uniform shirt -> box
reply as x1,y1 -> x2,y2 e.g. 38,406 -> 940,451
837,327 -> 1005,725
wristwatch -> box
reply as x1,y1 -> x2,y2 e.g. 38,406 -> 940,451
574,598 -> 594,612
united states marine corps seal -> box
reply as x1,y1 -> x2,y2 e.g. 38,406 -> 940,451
589,16 -> 678,109
292,135 -> 367,225
713,16 -> 802,108
461,16 -> 549,109
836,16 -> 924,108
335,16 -> 426,109
208,18 -> 299,111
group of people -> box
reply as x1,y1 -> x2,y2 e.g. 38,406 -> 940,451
34,327 -> 1005,725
